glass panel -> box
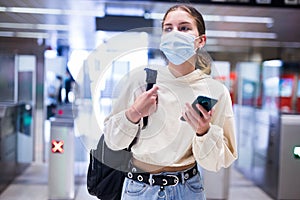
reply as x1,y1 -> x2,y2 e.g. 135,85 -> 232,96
18,72 -> 33,102
0,55 -> 15,102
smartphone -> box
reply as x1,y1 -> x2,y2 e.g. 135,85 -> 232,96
180,96 -> 218,121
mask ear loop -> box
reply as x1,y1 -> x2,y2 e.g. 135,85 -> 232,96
195,34 -> 206,49
194,35 -> 204,53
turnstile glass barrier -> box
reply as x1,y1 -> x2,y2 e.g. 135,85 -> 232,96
0,103 -> 31,193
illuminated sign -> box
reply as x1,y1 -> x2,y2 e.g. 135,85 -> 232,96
51,140 -> 64,153
58,109 -> 63,115
294,146 -> 300,159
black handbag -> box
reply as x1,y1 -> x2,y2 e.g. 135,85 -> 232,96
87,68 -> 157,200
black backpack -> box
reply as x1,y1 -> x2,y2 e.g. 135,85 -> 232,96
87,68 -> 157,200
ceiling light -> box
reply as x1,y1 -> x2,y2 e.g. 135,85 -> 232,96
15,32 -> 49,38
105,7 -> 145,17
207,30 -> 276,39
0,6 -> 104,17
7,7 -> 62,15
0,31 -> 68,39
238,31 -> 276,39
144,12 -> 164,19
0,22 -> 69,31
281,42 -> 300,48
263,60 -> 282,67
0,31 -> 14,37
204,15 -> 274,24
146,12 -> 273,24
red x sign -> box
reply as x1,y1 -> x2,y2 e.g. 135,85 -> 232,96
51,140 -> 64,153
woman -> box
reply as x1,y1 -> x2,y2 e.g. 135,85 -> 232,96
103,4 -> 238,200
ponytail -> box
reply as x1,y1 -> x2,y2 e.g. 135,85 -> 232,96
195,48 -> 212,75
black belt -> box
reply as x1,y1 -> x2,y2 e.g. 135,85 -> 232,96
127,164 -> 198,186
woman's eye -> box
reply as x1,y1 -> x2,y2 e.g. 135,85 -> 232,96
163,27 -> 172,32
179,26 -> 190,31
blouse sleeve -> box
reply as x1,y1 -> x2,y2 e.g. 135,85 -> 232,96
192,85 -> 238,172
102,70 -> 146,151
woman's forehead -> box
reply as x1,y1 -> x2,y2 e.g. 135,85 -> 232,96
163,10 -> 195,25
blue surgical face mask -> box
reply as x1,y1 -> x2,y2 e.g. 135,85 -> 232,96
159,31 -> 198,65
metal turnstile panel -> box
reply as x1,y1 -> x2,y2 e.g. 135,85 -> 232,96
203,167 -> 231,200
278,114 -> 300,199
48,118 -> 74,200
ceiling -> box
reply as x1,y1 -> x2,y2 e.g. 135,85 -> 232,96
0,0 -> 299,52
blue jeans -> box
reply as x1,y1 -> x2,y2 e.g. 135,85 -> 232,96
121,170 -> 206,200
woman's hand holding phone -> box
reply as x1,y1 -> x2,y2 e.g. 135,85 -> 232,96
181,96 -> 218,136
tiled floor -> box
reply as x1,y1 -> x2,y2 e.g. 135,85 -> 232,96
0,162 -> 273,200
227,169 -> 273,200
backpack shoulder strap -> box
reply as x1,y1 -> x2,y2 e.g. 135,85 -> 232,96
127,68 -> 157,150
143,68 -> 157,129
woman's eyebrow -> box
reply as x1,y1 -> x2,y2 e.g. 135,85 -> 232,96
163,23 -> 172,27
163,21 -> 192,26
178,21 -> 193,26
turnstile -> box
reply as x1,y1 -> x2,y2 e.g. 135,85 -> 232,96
278,114 -> 300,199
48,117 -> 74,200
202,167 -> 231,200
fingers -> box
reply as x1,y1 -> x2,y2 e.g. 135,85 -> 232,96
147,85 -> 159,95
146,85 -> 159,103
132,85 -> 159,117
195,104 -> 211,120
183,103 -> 212,133
184,103 -> 200,122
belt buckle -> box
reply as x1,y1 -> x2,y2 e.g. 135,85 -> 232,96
165,174 -> 179,186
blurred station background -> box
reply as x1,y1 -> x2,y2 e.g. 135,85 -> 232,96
0,0 -> 300,199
